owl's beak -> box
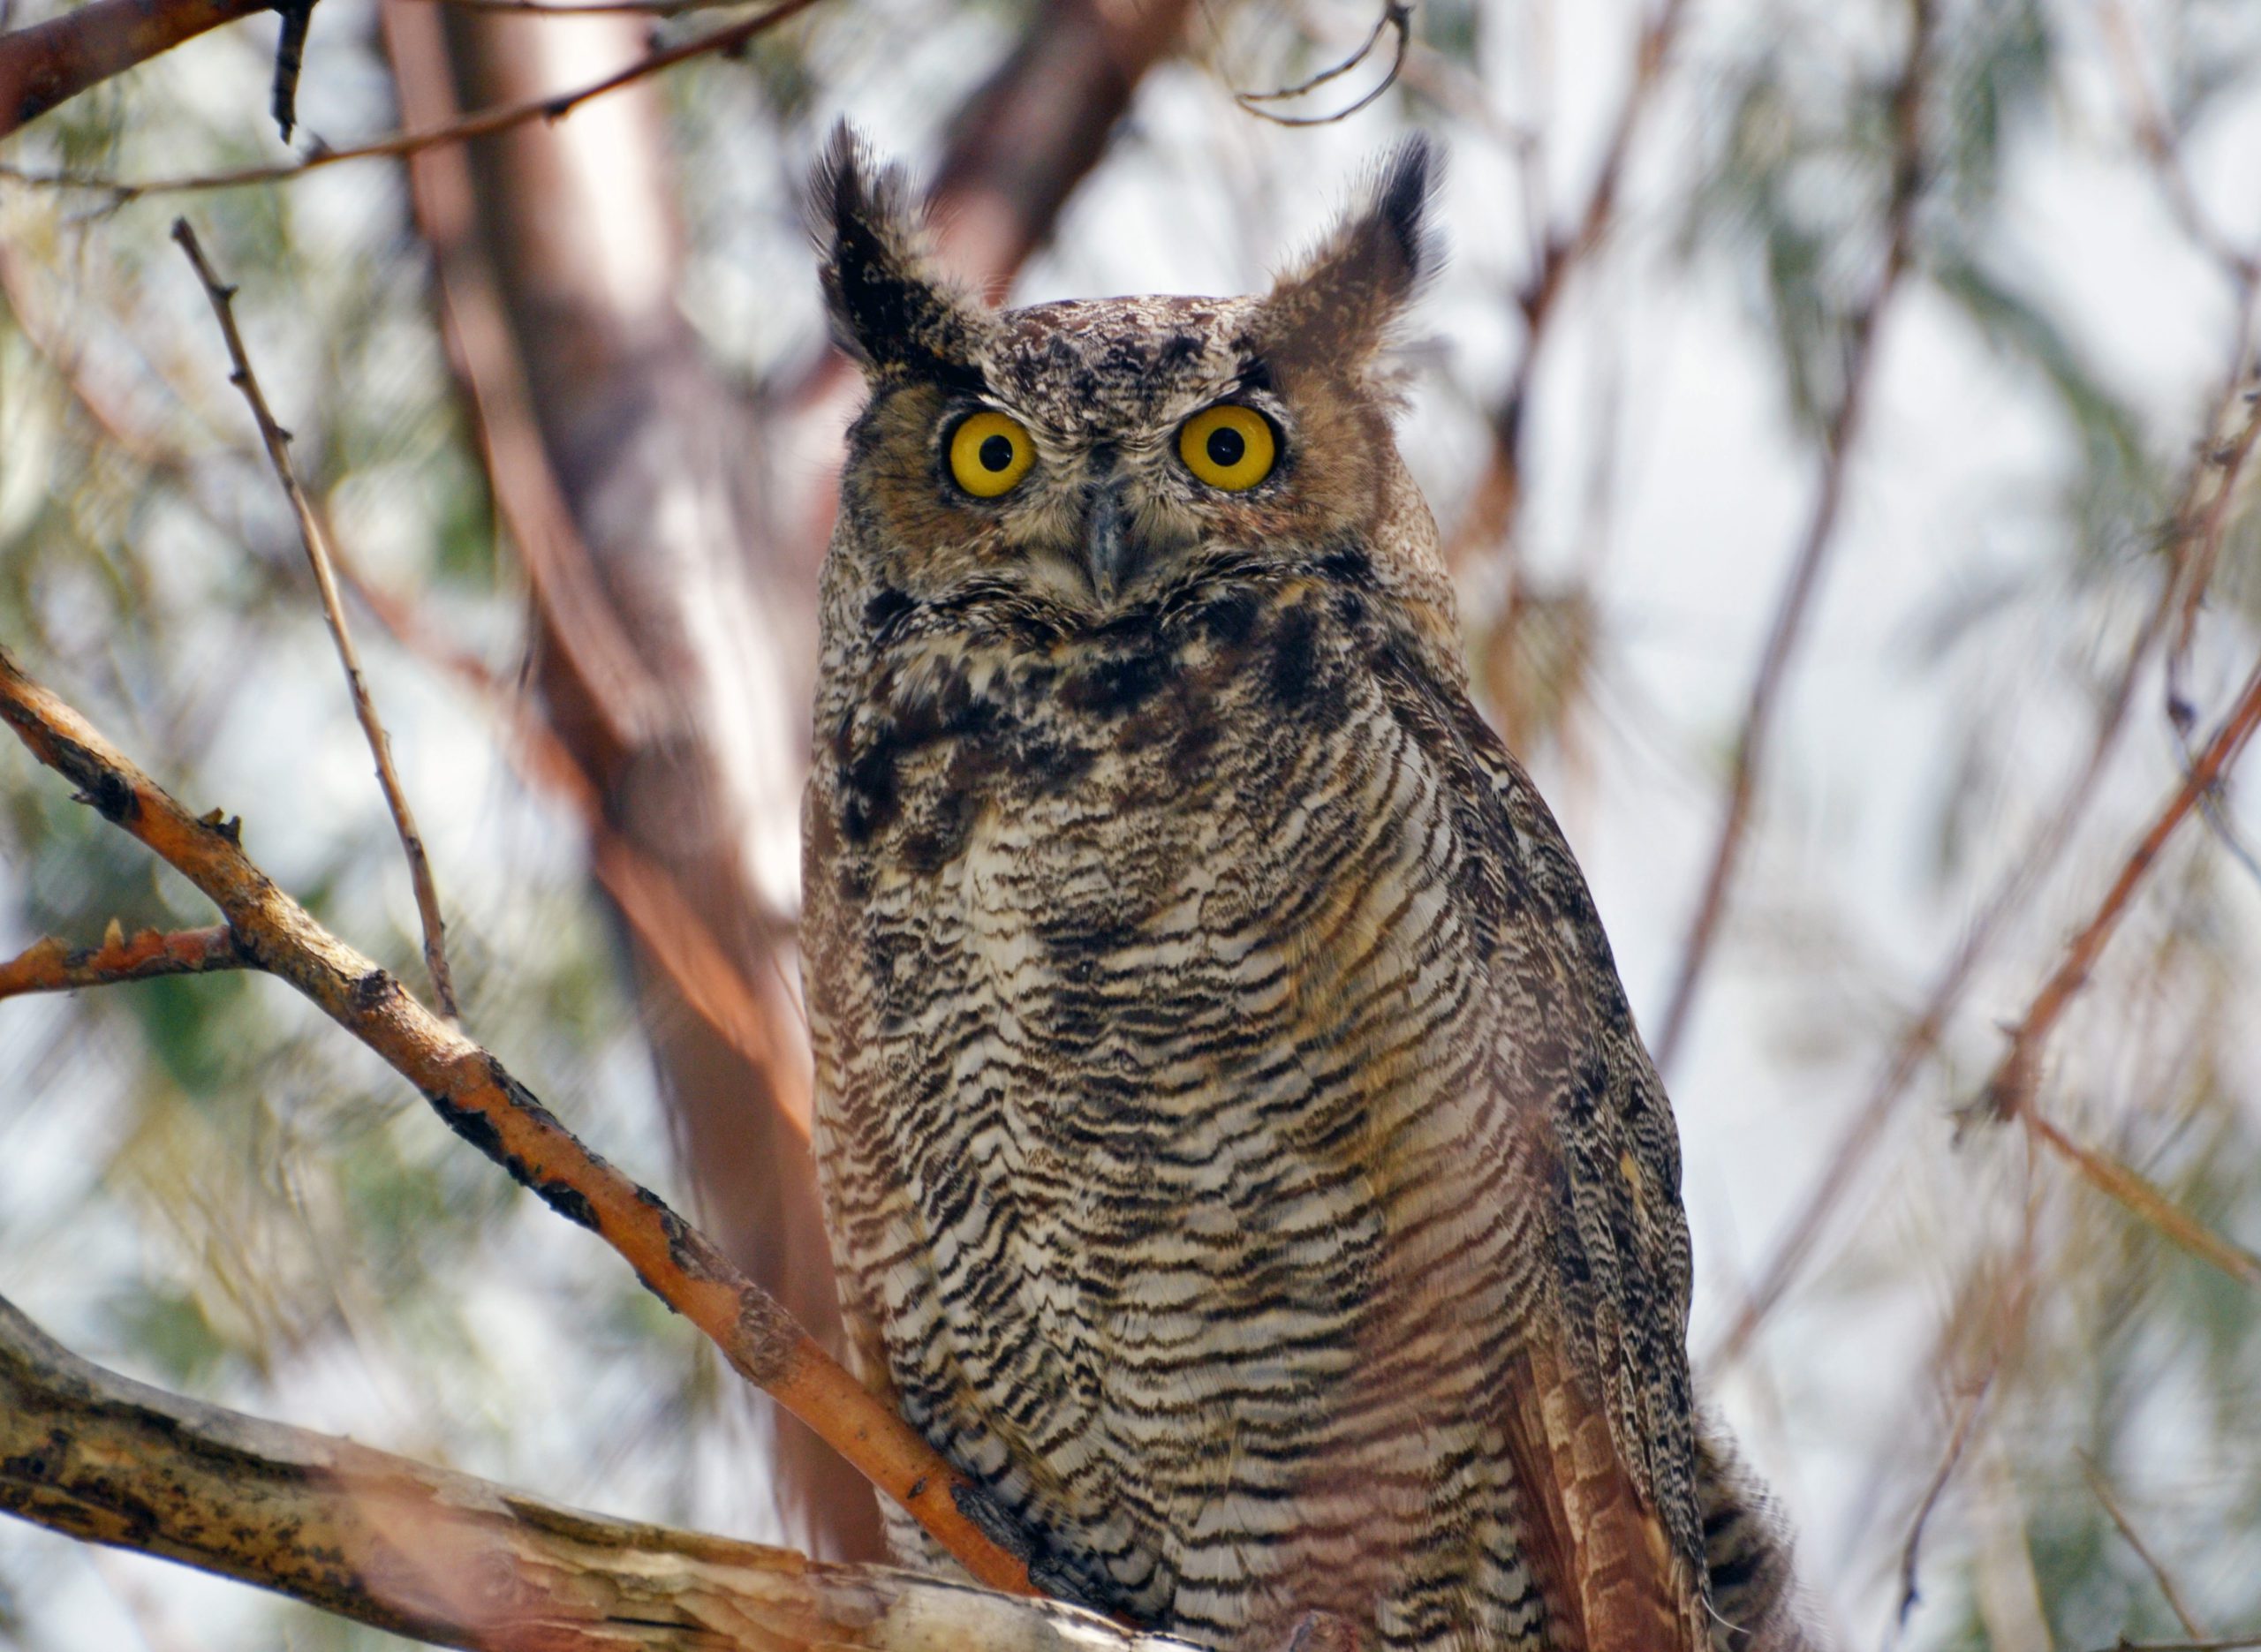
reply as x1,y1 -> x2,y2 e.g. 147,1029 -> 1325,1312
1084,484 -> 1136,604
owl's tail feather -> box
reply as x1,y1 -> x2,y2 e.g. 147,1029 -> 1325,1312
1695,1424 -> 1823,1652
1503,1347 -> 1709,1652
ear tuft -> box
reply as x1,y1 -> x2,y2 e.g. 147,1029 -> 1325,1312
809,122 -> 987,379
1262,134 -> 1442,364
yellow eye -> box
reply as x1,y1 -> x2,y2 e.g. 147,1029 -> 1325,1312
1178,404 -> 1277,491
948,411 -> 1035,498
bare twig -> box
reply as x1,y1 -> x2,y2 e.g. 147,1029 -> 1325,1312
2091,0 -> 2261,296
1974,652 -> 2261,1128
1234,0 -> 1410,128
0,924 -> 246,999
1702,590 -> 2166,1372
0,0 -> 268,138
1650,0 -> 1936,1074
1894,1366 -> 1996,1627
1893,1205 -> 2038,1630
1705,290 -> 2261,1371
172,218 -> 459,1021
2091,1641 -> 2261,1651
2023,1110 -> 2261,1289
2166,361 -> 2261,728
2079,1452 -> 2212,1642
0,0 -> 825,201
1442,0 -> 1693,571
332,544 -> 813,1137
0,237 -> 788,1094
1,1294 -> 1190,1651
2089,0 -> 2261,730
0,645 -> 1042,1600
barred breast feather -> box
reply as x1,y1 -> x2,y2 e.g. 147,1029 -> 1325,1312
800,124 -> 1811,1652
807,551 -> 1701,1649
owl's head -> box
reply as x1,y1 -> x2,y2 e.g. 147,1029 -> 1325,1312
813,126 -> 1448,630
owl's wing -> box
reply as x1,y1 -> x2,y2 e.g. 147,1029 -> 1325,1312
1377,648 -> 1710,1648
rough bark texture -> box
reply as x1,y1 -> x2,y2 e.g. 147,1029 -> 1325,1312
0,1294 -> 1198,1652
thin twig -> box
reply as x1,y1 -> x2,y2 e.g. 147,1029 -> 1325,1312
1973,652 -> 2261,1128
1893,1204 -> 2038,1631
1705,285 -> 2261,1371
2090,0 -> 2261,731
2091,1641 -> 2261,1651
331,542 -> 813,1138
397,0 -> 743,16
1234,0 -> 1410,128
2079,1452 -> 2212,1642
2023,1110 -> 2261,1289
0,644 -> 1042,1599
1442,0 -> 1691,570
1703,581 -> 2168,1371
2167,339 -> 2261,731
172,218 -> 459,1021
0,0 -> 825,202
1651,0 -> 1935,1074
2091,0 -> 2260,296
1894,1363 -> 1996,1627
0,924 -> 247,999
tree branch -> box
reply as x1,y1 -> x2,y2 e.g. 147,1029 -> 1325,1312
0,1293 -> 1190,1652
383,0 -> 858,1550
2079,1452 -> 2213,1643
1704,292 -> 2261,1372
1651,0 -> 1937,1073
0,0 -> 826,200
1441,0 -> 1692,571
0,0 -> 268,139
1974,651 -> 2261,1129
2020,1103 -> 2261,1292
173,216 -> 460,1019
0,922 -> 247,998
389,0 -> 1197,1558
0,643 -> 1042,1602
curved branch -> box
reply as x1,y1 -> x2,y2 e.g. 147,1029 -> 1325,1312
0,644 -> 1041,1602
0,1293 -> 1191,1652
0,0 -> 825,200
0,0 -> 268,138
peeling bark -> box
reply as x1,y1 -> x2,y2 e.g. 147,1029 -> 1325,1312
0,1294 -> 1196,1652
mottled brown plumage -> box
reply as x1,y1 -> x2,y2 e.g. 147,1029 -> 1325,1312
801,126 -> 1811,1652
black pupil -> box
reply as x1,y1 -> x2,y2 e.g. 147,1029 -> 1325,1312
978,433 -> 1015,472
1205,425 -> 1247,469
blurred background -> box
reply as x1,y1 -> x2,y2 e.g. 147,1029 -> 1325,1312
2,1 -> 2258,1647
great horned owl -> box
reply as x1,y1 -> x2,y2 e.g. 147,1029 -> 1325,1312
802,128 -> 1808,1652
